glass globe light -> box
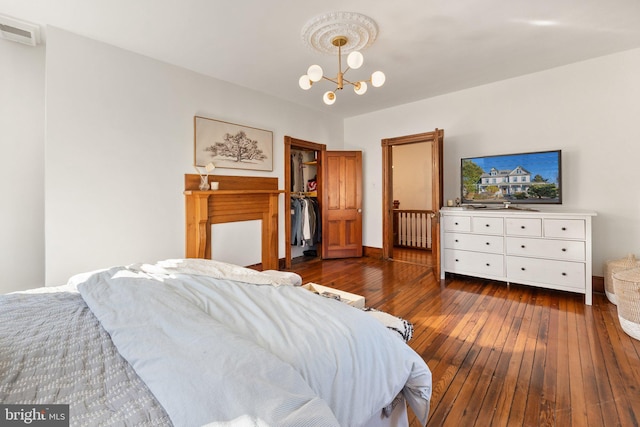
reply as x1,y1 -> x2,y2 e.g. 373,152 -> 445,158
307,65 -> 323,82
354,81 -> 368,95
347,51 -> 364,69
299,75 -> 312,90
323,91 -> 336,105
371,71 -> 386,87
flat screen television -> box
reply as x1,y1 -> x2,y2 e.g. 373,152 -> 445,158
461,150 -> 562,205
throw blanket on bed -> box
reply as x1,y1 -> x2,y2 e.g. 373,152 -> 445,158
0,288 -> 171,426
77,265 -> 431,427
363,307 -> 414,343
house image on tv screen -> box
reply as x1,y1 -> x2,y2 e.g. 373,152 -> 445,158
479,166 -> 531,196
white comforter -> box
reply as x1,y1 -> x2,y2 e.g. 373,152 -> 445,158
76,261 -> 431,427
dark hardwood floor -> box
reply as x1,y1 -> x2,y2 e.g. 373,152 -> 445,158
286,254 -> 640,427
390,247 -> 434,267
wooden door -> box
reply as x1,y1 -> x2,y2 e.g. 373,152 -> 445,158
321,150 -> 363,259
431,131 -> 444,279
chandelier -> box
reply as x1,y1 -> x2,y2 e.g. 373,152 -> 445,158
298,12 -> 385,105
298,35 -> 385,105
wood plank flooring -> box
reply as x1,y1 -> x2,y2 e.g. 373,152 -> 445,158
285,254 -> 640,427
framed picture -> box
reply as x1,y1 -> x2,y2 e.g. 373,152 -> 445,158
194,116 -> 273,171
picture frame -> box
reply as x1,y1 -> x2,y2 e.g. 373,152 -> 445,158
194,116 -> 273,171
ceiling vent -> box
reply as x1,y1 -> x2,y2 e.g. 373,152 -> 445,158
0,14 -> 40,46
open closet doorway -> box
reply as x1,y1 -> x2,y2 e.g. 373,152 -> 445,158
382,129 -> 444,277
284,136 -> 326,269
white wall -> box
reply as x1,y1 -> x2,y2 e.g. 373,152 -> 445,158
346,48 -> 640,275
44,27 -> 343,285
0,39 -> 45,293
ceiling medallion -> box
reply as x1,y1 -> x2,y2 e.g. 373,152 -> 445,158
301,11 -> 378,55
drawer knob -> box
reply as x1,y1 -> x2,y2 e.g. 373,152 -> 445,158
521,225 -> 526,229
455,239 -> 459,242
562,272 -> 567,276
562,248 -> 567,252
485,224 -> 490,227
521,245 -> 526,249
485,242 -> 490,245
486,263 -> 490,266
521,267 -> 526,271
562,227 -> 567,231
455,222 -> 459,225
455,259 -> 459,262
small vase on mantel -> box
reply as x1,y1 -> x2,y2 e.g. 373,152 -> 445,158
194,162 -> 216,190
198,175 -> 210,191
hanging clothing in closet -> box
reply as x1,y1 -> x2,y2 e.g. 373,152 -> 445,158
290,152 -> 305,193
290,196 -> 321,247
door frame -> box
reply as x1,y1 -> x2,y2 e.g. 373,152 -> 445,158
284,136 -> 326,269
381,129 -> 444,275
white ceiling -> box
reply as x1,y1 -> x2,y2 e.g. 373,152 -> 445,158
2,0 -> 640,117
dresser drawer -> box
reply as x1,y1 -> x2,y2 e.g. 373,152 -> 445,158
444,233 -> 504,254
443,215 -> 471,232
544,219 -> 586,240
471,216 -> 504,235
506,257 -> 585,290
506,237 -> 585,262
505,218 -> 542,237
444,249 -> 504,277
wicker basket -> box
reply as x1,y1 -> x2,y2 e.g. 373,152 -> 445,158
604,254 -> 639,305
612,267 -> 640,341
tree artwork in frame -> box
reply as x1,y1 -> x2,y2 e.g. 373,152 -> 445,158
194,116 -> 273,171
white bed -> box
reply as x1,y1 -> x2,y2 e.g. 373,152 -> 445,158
0,259 -> 431,426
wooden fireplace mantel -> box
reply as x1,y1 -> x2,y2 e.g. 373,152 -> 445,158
184,174 -> 283,270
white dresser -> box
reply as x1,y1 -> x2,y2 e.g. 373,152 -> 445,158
440,207 -> 597,305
